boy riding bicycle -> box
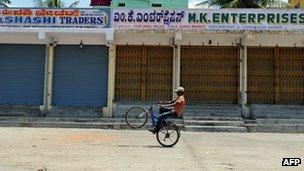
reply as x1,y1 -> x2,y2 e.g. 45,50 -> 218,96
149,87 -> 186,134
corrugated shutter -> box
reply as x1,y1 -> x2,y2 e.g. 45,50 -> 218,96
248,47 -> 304,104
115,46 -> 173,101
248,47 -> 275,104
278,48 -> 304,104
181,46 -> 240,103
0,44 -> 45,105
53,45 -> 108,106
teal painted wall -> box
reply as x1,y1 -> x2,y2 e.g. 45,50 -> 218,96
111,0 -> 188,9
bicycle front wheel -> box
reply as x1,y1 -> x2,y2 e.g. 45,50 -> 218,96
156,123 -> 180,147
125,107 -> 148,129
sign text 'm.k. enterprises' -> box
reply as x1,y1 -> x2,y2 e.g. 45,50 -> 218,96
0,8 -> 111,29
113,9 -> 304,32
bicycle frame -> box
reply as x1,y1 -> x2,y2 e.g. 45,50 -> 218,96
148,105 -> 159,127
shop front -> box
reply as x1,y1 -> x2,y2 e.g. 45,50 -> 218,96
0,8 -> 114,117
113,8 -> 304,118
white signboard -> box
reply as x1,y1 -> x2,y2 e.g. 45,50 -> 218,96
0,8 -> 111,29
113,9 -> 304,32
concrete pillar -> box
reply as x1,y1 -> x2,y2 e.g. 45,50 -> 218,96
240,36 -> 249,118
172,32 -> 182,99
43,44 -> 55,111
103,44 -> 116,117
172,45 -> 181,99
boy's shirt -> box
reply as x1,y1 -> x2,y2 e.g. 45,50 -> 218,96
173,95 -> 185,116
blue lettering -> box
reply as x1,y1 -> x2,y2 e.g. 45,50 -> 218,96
65,17 -> 72,24
14,17 -> 23,23
97,17 -> 103,24
78,17 -> 85,24
43,17 -> 52,24
5,17 -> 13,23
24,17 -> 31,24
72,17 -> 78,24
84,17 -> 89,24
90,17 -> 96,24
59,17 -> 65,24
33,17 -> 41,24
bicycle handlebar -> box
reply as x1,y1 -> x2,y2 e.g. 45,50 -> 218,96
149,102 -> 160,109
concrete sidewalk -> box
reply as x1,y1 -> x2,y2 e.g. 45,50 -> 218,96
0,128 -> 303,171
0,116 -> 184,130
1,116 -> 304,133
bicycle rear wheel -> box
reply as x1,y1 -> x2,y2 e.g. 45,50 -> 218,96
125,107 -> 148,129
156,123 -> 180,147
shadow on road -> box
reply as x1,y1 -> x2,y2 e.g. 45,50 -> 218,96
116,145 -> 164,148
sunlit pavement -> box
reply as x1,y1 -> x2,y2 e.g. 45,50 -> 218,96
0,127 -> 303,171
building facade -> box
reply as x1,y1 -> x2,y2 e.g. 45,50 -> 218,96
0,8 -> 114,117
111,0 -> 188,9
0,7 -> 303,119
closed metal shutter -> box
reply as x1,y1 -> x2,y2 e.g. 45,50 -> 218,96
115,46 -> 173,101
53,45 -> 108,106
278,48 -> 304,104
181,46 -> 240,103
0,44 -> 45,105
248,47 -> 304,104
248,47 -> 275,104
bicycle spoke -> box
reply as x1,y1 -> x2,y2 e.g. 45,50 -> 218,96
138,112 -> 146,117
157,124 -> 180,147
169,130 -> 175,135
125,107 -> 147,129
167,137 -> 174,143
159,129 -> 167,135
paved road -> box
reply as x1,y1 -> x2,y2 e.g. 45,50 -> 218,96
0,128 -> 303,171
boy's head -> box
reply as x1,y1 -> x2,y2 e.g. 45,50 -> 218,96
174,87 -> 185,96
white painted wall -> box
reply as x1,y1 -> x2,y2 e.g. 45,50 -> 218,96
0,32 -> 44,44
1,30 -> 303,47
247,34 -> 304,47
0,28 -> 113,45
115,33 -> 174,45
181,33 -> 242,46
0,32 -> 108,45
52,33 -> 107,45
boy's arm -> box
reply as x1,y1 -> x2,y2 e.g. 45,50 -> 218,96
161,101 -> 178,108
162,96 -> 182,108
158,98 -> 178,104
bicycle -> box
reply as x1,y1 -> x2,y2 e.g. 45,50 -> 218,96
125,103 -> 181,147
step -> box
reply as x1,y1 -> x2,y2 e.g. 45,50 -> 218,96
0,117 -> 124,123
251,105 -> 304,119
256,119 -> 304,125
47,106 -> 102,118
115,103 -> 242,117
185,126 -> 247,132
0,105 -> 41,117
255,124 -> 304,133
183,116 -> 243,121
0,121 -> 126,129
184,120 -> 244,127
0,120 -> 184,130
0,116 -> 184,124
